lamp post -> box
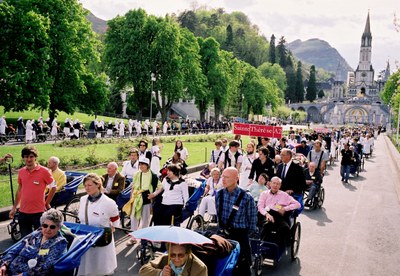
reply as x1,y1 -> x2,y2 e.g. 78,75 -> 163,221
396,102 -> 400,146
150,73 -> 156,122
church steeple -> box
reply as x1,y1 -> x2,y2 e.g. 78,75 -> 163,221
361,12 -> 372,47
383,60 -> 391,81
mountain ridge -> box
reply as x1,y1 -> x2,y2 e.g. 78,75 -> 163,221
287,38 -> 353,80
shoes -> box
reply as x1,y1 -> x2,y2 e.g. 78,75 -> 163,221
305,199 -> 311,207
341,178 -> 344,181
210,215 -> 218,223
344,180 -> 348,183
126,239 -> 136,246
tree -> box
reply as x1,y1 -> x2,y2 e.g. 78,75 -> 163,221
258,62 -> 287,98
149,17 -> 184,122
0,2 -> 51,112
224,24 -> 234,52
269,34 -> 276,64
295,61 -> 305,102
285,58 -> 296,104
306,65 -> 318,102
276,36 -> 287,68
179,29 -> 207,121
318,89 -> 325,98
198,37 -> 229,121
177,10 -> 198,33
104,9 -> 155,120
1,0 -> 106,119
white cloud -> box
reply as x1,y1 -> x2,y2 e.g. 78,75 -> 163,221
80,0 -> 400,72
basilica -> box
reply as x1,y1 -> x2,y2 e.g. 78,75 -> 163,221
291,12 -> 391,126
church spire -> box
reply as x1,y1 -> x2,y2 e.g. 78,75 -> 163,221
361,12 -> 372,47
384,60 -> 391,81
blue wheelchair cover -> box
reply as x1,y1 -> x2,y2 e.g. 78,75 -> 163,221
214,239 -> 240,276
54,222 -> 104,272
184,179 -> 206,212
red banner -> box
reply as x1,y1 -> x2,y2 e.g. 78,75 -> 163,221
233,123 -> 282,138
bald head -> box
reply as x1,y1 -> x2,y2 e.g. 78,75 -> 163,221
222,167 -> 239,192
107,162 -> 118,177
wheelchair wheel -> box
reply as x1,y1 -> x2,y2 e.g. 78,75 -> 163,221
137,241 -> 155,265
10,222 -> 22,242
187,214 -> 204,231
317,187 -> 325,208
253,255 -> 263,276
290,222 -> 301,260
64,197 -> 80,223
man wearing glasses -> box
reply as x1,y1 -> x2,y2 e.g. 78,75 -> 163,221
138,139 -> 153,164
9,146 -> 56,238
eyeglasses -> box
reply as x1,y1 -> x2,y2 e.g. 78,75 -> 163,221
170,253 -> 186,259
42,223 -> 57,230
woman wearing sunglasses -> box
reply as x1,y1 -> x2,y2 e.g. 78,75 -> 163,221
0,209 -> 68,276
139,243 -> 207,276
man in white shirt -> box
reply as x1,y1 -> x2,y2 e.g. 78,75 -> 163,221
121,149 -> 140,179
218,140 -> 243,171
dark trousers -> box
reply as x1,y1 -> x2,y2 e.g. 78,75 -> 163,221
259,210 -> 290,248
19,212 -> 43,238
226,228 -> 252,276
158,204 -> 183,226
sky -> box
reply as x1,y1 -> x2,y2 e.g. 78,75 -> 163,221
80,0 -> 400,74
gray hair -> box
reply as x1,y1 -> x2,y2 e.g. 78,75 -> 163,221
108,161 -> 118,169
270,176 -> 282,185
49,156 -> 60,165
40,208 -> 64,227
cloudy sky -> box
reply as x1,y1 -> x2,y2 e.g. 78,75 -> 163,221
80,0 -> 399,74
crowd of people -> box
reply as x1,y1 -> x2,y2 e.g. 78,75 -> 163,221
0,115 -> 232,144
0,123 -> 382,275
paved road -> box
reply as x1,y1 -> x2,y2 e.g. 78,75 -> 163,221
1,134 -> 400,275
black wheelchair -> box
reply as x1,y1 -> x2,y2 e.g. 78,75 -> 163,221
303,184 -> 325,210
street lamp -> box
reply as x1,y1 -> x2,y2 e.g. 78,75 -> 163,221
150,73 -> 156,122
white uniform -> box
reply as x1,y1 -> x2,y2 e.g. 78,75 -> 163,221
150,145 -> 161,176
51,119 -> 58,136
25,120 -> 33,142
78,194 -> 120,276
163,121 -> 168,135
177,147 -> 189,161
119,121 -> 125,137
239,152 -> 258,189
121,160 -> 139,179
152,120 -> 158,135
0,116 -> 6,135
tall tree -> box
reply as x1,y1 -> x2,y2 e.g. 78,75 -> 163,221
269,34 -> 276,64
224,24 -> 234,52
276,36 -> 287,68
104,9 -> 154,120
179,29 -> 207,121
1,0 -> 106,119
285,58 -> 296,104
306,65 -> 317,102
295,61 -> 305,102
177,10 -> 198,34
149,17 -> 184,122
0,2 -> 51,112
258,62 -> 287,98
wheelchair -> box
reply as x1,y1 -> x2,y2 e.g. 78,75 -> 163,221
251,209 -> 301,274
303,184 -> 325,210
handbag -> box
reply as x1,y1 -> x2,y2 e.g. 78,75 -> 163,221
85,198 -> 113,247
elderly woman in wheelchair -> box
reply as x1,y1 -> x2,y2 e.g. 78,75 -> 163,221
257,177 -> 301,248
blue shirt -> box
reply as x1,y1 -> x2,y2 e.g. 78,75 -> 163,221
215,187 -> 257,231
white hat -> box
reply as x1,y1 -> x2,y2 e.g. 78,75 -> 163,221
138,156 -> 150,166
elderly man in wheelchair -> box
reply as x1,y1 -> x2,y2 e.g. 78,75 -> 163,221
304,161 -> 323,208
257,176 -> 301,248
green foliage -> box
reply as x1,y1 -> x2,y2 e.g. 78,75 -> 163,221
177,8 -> 269,68
258,62 -> 287,98
277,36 -> 287,68
295,61 -> 305,102
272,106 -> 292,120
269,34 -> 276,64
306,65 -> 318,102
0,0 -> 107,121
318,89 -> 325,98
